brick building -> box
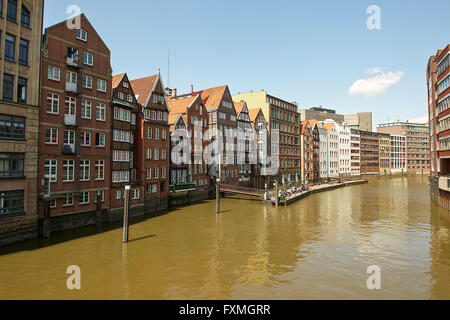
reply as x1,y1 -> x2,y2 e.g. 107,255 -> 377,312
110,73 -> 143,210
130,74 -> 170,210
0,0 -> 44,245
301,120 -> 313,184
38,14 -> 112,229
248,108 -> 270,188
233,90 -> 301,180
167,94 -> 210,190
359,130 -> 379,175
377,121 -> 430,174
177,85 -> 238,184
234,101 -> 252,186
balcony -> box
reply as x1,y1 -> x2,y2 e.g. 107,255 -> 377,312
62,144 -> 77,155
64,114 -> 77,126
65,82 -> 80,94
66,57 -> 84,69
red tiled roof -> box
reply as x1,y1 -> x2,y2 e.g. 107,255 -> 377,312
112,73 -> 126,89
233,101 -> 246,115
130,74 -> 159,105
195,85 -> 228,110
167,95 -> 197,117
248,108 -> 262,122
323,123 -> 335,133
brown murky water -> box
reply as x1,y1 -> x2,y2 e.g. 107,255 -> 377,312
0,176 -> 449,300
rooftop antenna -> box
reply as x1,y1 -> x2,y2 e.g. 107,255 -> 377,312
167,50 -> 170,88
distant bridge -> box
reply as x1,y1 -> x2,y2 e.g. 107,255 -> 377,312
219,184 -> 265,198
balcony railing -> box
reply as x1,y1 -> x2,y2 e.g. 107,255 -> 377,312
65,82 -> 80,94
64,114 -> 77,126
66,57 -> 84,69
62,144 -> 77,155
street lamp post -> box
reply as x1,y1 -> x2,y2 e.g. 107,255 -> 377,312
123,185 -> 131,243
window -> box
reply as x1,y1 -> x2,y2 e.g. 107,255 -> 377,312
97,79 -> 107,92
154,128 -> 160,140
154,167 -> 159,179
44,160 -> 57,182
118,92 -> 124,100
162,129 -> 166,140
0,154 -> 24,178
45,128 -> 58,144
48,66 -> 61,81
82,75 -> 92,89
152,184 -> 157,193
147,127 -> 152,139
76,29 -> 87,41
0,190 -> 24,215
2,74 -> 14,102
6,0 -> 17,22
161,167 -> 166,179
66,71 -> 77,84
65,97 -> 76,116
63,193 -> 74,207
49,199 -> 57,209
46,93 -> 59,114
20,5 -> 30,28
81,100 -> 91,119
83,52 -> 93,66
63,160 -> 75,182
4,34 -> 15,62
161,149 -> 166,160
80,192 -> 90,205
0,114 -> 25,140
116,191 -> 121,199
112,171 -> 129,183
146,168 -> 152,180
94,191 -> 104,203
132,189 -> 139,200
80,131 -> 91,146
17,78 -> 27,104
127,95 -> 133,103
95,160 -> 104,180
154,149 -> 159,160
19,39 -> 29,66
95,133 -> 105,147
79,160 -> 90,181
96,104 -> 106,121
123,82 -> 129,88
63,130 -> 75,145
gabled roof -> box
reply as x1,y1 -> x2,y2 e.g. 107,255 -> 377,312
323,123 -> 335,133
112,73 -> 126,89
248,108 -> 263,122
167,95 -> 198,116
194,85 -> 228,110
130,74 -> 159,105
169,113 -> 187,132
234,101 -> 247,114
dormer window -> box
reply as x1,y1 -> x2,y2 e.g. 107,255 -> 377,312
76,29 -> 87,42
123,82 -> 129,88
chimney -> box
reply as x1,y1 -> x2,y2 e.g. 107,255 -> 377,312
191,85 -> 194,94
173,88 -> 177,97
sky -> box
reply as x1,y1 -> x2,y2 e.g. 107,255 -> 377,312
43,0 -> 450,128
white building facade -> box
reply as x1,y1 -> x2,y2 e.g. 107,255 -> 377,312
322,121 -> 339,178
350,129 -> 361,176
318,127 -> 329,179
391,135 -> 407,173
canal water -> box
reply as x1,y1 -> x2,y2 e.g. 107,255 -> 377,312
0,176 -> 449,300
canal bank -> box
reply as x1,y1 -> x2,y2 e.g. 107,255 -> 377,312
0,176 -> 449,300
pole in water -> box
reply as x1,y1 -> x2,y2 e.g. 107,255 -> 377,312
216,178 -> 220,214
274,180 -> 279,207
123,185 -> 131,243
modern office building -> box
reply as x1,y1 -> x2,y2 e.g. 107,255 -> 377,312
350,129 -> 361,176
377,121 -> 430,173
344,112 -> 373,132
0,0 -> 44,245
427,44 -> 450,210
378,132 -> 391,175
390,135 -> 406,174
233,90 -> 301,180
38,14 -> 112,231
359,130 -> 379,175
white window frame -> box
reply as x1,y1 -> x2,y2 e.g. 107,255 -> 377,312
80,160 -> 90,181
45,128 -> 58,145
83,52 -> 93,66
48,66 -> 61,81
46,93 -> 59,114
82,75 -> 93,89
80,192 -> 90,205
44,160 -> 58,183
63,193 -> 75,207
81,100 -> 92,119
96,103 -> 106,121
95,160 -> 105,181
97,79 -> 107,92
80,131 -> 91,147
76,29 -> 88,42
63,160 -> 75,182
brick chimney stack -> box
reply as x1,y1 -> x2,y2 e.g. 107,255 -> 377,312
191,85 -> 194,94
173,88 -> 177,97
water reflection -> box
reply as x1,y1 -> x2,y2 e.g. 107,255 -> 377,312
0,176 -> 449,299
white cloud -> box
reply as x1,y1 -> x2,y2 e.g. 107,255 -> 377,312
365,67 -> 383,75
408,115 -> 428,124
349,70 -> 404,97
